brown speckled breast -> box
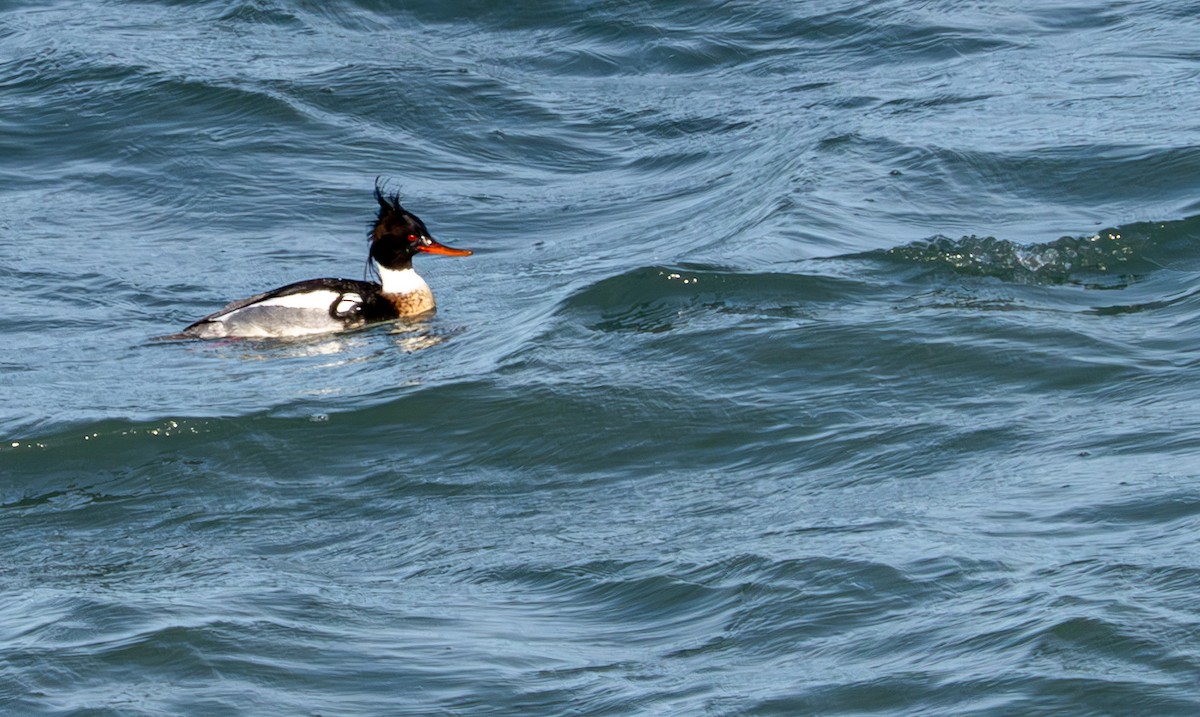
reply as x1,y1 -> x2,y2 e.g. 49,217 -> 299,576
386,288 -> 435,317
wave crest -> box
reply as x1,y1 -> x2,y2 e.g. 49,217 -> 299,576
866,215 -> 1200,285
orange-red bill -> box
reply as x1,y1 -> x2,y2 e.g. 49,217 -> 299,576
418,238 -> 473,257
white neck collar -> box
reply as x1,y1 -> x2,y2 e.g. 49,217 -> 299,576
375,263 -> 429,295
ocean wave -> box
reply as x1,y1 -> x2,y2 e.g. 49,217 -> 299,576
556,264 -> 874,333
855,214 -> 1200,285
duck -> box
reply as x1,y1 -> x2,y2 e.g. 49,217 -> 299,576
177,185 -> 471,339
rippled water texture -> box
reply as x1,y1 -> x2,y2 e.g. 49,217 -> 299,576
4,1 -> 1200,715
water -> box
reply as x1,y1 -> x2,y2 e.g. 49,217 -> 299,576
3,0 -> 1200,714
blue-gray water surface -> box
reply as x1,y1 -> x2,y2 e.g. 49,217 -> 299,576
4,1 -> 1200,714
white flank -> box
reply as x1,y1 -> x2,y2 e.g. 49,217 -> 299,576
251,289 -> 343,310
376,264 -> 430,295
238,323 -> 340,338
204,289 -> 349,338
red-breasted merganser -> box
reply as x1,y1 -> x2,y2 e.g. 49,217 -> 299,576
178,187 -> 471,339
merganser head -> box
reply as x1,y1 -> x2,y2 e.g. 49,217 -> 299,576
369,185 -> 472,271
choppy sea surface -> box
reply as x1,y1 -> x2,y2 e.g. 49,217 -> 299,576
4,1 -> 1200,714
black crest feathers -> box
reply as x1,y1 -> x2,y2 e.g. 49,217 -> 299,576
370,177 -> 410,243
374,176 -> 403,216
